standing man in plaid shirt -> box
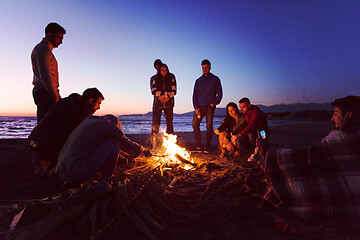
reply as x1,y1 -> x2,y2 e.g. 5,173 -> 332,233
253,96 -> 360,238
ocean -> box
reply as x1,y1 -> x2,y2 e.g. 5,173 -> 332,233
0,115 -> 308,139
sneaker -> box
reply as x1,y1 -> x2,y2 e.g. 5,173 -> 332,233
247,146 -> 259,162
195,146 -> 203,152
218,146 -> 226,158
247,153 -> 257,162
247,146 -> 265,167
203,147 -> 210,154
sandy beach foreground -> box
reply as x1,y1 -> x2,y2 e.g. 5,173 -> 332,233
0,121 -> 334,239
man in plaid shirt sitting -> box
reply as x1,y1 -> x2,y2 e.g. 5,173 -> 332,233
254,96 -> 360,239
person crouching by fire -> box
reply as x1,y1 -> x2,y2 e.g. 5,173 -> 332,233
214,102 -> 247,158
55,115 -> 152,186
230,97 -> 270,158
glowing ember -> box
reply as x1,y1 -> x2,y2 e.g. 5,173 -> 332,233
152,132 -> 195,170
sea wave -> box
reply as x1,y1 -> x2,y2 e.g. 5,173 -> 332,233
0,116 -> 311,139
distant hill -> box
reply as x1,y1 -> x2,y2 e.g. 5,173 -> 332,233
177,102 -> 332,117
120,103 -> 332,117
281,110 -> 332,121
257,103 -> 332,114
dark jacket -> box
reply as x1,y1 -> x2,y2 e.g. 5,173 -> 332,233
218,115 -> 247,136
150,72 -> 177,108
240,105 -> 270,137
192,73 -> 222,108
29,93 -> 93,165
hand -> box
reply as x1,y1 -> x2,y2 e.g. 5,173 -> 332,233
163,96 -> 170,103
158,95 -> 167,103
195,108 -> 200,115
143,149 -> 152,158
210,103 -> 215,107
231,134 -> 238,143
214,129 -> 220,135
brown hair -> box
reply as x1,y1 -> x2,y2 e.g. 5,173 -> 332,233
45,22 -> 66,35
331,96 -> 360,119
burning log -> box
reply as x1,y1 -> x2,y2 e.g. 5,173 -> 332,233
175,153 -> 197,167
150,132 -> 196,170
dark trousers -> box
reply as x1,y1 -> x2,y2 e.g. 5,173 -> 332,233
32,88 -> 54,123
32,88 -> 55,169
192,105 -> 215,148
152,107 -> 174,134
235,131 -> 257,154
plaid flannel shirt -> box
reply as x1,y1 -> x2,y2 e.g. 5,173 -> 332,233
264,126 -> 360,234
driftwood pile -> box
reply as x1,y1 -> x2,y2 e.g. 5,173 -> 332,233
0,161 -> 174,240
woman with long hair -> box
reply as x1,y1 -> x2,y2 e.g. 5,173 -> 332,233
214,102 -> 247,158
150,63 -> 177,146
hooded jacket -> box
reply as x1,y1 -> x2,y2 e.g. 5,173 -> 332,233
150,71 -> 177,108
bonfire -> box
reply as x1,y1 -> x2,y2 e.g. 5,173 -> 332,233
151,132 -> 196,170
1,133 -> 200,240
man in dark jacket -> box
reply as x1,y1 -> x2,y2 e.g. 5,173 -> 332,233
231,97 -> 269,155
29,87 -> 104,173
192,59 -> 223,153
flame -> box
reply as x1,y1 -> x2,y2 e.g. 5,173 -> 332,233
152,132 -> 195,170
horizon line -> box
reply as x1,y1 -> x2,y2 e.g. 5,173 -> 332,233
0,101 -> 333,117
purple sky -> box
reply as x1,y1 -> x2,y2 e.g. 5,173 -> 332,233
0,0 -> 359,115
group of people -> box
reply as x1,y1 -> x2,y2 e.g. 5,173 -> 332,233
29,23 -> 151,186
150,58 -> 223,153
148,56 -> 360,238
214,98 -> 269,159
29,22 -> 360,237
150,58 -> 268,159
29,22 -> 265,186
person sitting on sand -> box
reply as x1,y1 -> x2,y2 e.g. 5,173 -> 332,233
252,96 -> 360,238
29,88 -> 104,174
231,97 -> 269,156
214,102 -> 247,158
55,115 -> 152,186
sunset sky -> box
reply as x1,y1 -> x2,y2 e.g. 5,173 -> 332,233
0,0 -> 359,116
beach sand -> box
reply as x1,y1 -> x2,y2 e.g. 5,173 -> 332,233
0,121 -> 333,239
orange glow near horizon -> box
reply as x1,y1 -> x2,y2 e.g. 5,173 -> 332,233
0,106 -> 194,117
0,112 -> 140,117
0,112 -> 36,117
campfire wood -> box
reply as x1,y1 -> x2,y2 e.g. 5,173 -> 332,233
175,153 -> 197,167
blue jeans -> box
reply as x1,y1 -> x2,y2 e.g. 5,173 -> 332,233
32,88 -> 55,122
151,107 -> 174,135
192,105 -> 215,148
